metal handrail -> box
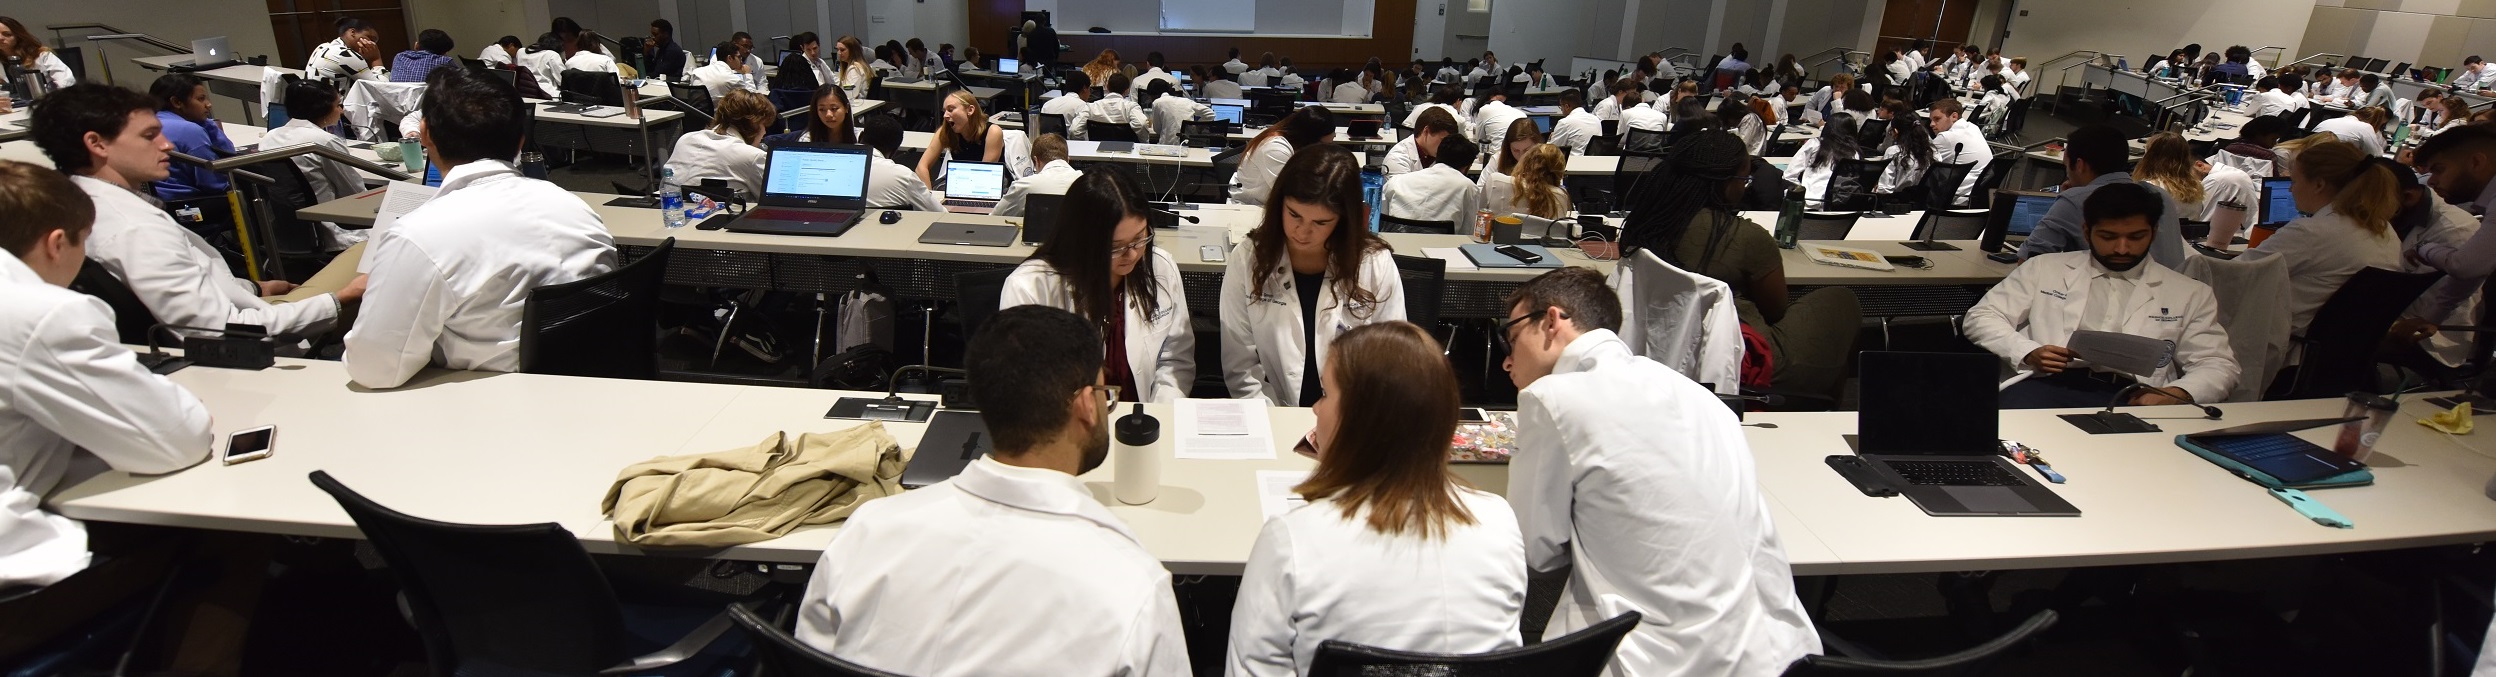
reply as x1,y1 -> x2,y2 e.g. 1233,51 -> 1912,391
2251,46 -> 2285,69
46,23 -> 185,53
2284,53 -> 2346,71
1804,50 -> 1866,79
208,143 -> 416,181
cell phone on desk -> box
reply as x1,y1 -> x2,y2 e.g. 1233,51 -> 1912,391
1459,408 -> 1489,422
1494,244 -> 1543,264
222,425 -> 276,465
1882,255 -> 1928,268
1201,245 -> 1226,262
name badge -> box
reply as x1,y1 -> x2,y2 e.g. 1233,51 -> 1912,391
2148,306 -> 2184,323
2042,289 -> 2070,301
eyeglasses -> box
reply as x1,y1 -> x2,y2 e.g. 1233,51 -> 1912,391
1494,308 -> 1549,351
1090,384 -> 1124,410
1110,234 -> 1154,258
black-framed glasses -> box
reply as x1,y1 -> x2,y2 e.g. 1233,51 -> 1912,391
1494,308 -> 1549,351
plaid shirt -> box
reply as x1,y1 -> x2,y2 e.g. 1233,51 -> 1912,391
389,50 -> 455,83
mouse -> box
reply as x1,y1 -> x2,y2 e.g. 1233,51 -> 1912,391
879,210 -> 902,225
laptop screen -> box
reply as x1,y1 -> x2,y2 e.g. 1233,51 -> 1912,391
1211,103 -> 1245,125
763,146 -> 870,200
997,57 -> 1020,73
1856,352 -> 2000,455
1532,115 -> 1554,135
2261,177 -> 2296,225
2006,194 -> 2054,236
1209,97 -> 1251,108
946,162 -> 1008,200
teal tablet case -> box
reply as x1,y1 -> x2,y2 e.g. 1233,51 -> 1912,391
2174,435 -> 2374,490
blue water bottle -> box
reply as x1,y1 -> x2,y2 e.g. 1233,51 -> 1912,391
660,166 -> 686,229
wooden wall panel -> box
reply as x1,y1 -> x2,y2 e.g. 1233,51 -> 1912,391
968,0 -> 1416,72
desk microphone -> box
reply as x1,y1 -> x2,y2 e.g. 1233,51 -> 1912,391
2060,381 -> 2222,434
2101,382 -> 2224,420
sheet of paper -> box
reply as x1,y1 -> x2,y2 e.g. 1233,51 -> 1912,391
361,180 -> 439,272
1422,247 -> 1480,271
2067,329 -> 2175,377
1175,398 -> 1276,460
1256,470 -> 1312,521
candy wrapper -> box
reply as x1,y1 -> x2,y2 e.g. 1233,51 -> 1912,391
1452,411 -> 1519,463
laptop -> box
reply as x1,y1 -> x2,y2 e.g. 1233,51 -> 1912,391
1021,193 -> 1065,245
1853,352 -> 2082,517
1208,97 -> 1251,109
185,37 -> 240,71
901,410 -> 991,488
1979,190 -> 2056,252
1345,119 -> 1383,140
723,144 -> 874,237
918,222 -> 1021,247
996,57 -> 1021,74
941,161 -> 1009,214
1210,103 -> 1246,125
2259,176 -> 2297,227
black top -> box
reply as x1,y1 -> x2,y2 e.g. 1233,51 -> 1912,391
1293,271 -> 1325,407
948,126 -> 990,163
647,40 -> 686,81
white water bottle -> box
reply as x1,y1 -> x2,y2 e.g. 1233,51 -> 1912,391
1113,403 -> 1161,505
659,166 -> 686,229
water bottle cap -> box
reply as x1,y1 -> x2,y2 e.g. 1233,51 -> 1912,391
1115,403 -> 1159,445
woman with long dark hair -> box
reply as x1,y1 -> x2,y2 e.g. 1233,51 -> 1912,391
1001,167 -> 1195,402
1220,144 -> 1405,405
0,16 -> 74,90
795,84 -> 855,144
1781,116 -> 1861,206
1229,106 -> 1336,205
1873,112 -> 1934,198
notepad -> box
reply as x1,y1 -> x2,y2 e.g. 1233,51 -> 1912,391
1803,244 -> 1895,271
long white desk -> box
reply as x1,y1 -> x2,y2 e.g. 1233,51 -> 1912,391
51,357 -> 2496,577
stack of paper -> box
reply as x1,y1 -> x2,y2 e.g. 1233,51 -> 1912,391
1174,399 -> 1276,460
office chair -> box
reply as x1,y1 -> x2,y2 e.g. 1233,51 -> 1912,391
1085,121 -> 1142,142
1911,210 -> 1990,241
1797,211 -> 1862,241
726,604 -> 911,677
1391,254 -> 1447,331
1378,214 -> 1458,235
518,238 -> 675,380
954,268 -> 1016,338
68,259 -> 161,345
1781,610 -> 2057,676
559,69 -> 627,106
239,158 -> 333,278
1822,158 -> 1892,211
1305,612 -> 1639,677
2279,267 -> 2443,399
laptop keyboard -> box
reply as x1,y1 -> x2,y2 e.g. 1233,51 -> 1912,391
944,199 -> 992,207
746,208 -> 856,222
1884,460 -> 2028,486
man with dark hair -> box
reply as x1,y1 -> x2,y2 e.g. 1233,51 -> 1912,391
1500,266 -> 1818,677
1079,71 -> 1150,141
2410,124 -> 2496,325
1548,88 -> 1600,157
1040,70 -> 1091,137
2460,55 -> 2490,91
1381,134 -> 1480,225
307,16 -> 386,82
1129,50 -> 1178,99
903,38 -> 930,78
343,69 -> 614,388
481,35 -> 525,66
795,305 -> 1188,675
643,19 -> 685,80
2019,124 -> 2188,269
1969,182 -> 2237,408
857,114 -> 943,211
1925,97 -> 1991,205
389,29 -> 458,83
2213,113 -> 2290,177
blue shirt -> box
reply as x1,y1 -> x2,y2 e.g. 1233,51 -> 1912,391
151,110 -> 233,201
2016,171 -> 2190,271
390,50 -> 456,83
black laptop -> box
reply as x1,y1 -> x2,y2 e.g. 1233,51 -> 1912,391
901,410 -> 991,488
1021,193 -> 1065,245
1854,352 -> 2081,517
724,144 -> 873,236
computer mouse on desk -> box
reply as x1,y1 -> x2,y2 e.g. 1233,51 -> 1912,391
879,210 -> 902,225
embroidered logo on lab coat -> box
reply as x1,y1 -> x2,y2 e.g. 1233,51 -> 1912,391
2149,307 -> 2184,323
2042,289 -> 2070,300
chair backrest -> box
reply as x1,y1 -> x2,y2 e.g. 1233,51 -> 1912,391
669,82 -> 717,116
2178,220 -> 2212,241
1914,209 -> 1989,241
68,259 -> 160,345
1378,214 -> 1457,234
1621,128 -> 1670,156
1032,111 -> 1069,139
560,69 -> 626,106
1179,120 -> 1231,149
308,470 -> 632,676
1921,160 -> 1979,209
1824,157 -> 1892,211
2288,266 -> 2444,398
1600,119 -> 1619,138
728,604 -> 912,677
1086,120 -> 1141,142
1974,151 -> 2015,193
1854,117 -> 1890,150
517,238 -> 674,380
1391,254 -> 1446,328
1797,211 -> 1861,241
1782,610 -> 2058,676
1583,134 -> 1620,157
242,159 -> 326,257
1306,611 -> 1639,677
955,268 -> 1016,338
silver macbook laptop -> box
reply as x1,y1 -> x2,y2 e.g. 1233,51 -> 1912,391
188,37 -> 239,70
942,161 -> 1009,214
1853,351 -> 2081,517
724,144 -> 873,237
918,222 -> 1020,247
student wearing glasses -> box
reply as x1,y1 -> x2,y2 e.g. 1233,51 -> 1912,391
1221,145 -> 1406,406
1001,167 -> 1195,403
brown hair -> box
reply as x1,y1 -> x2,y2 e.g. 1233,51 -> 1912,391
0,160 -> 94,256
2294,140 -> 2399,235
1497,116 -> 1542,174
2132,132 -> 2205,206
710,89 -> 775,145
1029,132 -> 1068,165
1502,266 -> 1622,333
932,89 -> 990,155
1294,321 -> 1476,539
2352,105 -> 2391,129
0,17 -> 47,63
1829,73 -> 1854,94
1248,144 -> 1391,314
1411,106 -> 1463,137
1511,144 -> 1569,219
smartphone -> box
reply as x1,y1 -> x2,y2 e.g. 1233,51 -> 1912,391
1201,245 -> 1227,262
222,425 -> 276,465
1494,244 -> 1543,265
1459,408 -> 1489,422
1883,255 -> 1928,267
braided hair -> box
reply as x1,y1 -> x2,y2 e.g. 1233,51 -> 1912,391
1620,130 -> 1749,265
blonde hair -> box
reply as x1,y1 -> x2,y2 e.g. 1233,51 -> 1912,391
933,90 -> 990,155
2132,132 -> 2205,206
1511,144 -> 1570,219
710,89 -> 777,145
2294,140 -> 2399,235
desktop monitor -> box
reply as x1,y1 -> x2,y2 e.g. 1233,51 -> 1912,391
2260,177 -> 2297,226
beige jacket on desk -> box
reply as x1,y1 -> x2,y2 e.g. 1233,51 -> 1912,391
603,424 -> 906,547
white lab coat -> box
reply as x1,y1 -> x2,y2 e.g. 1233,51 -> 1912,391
865,152 -> 944,211
1130,67 -> 1182,99
1078,93 -> 1152,140
2404,201 -> 2483,367
1381,136 -> 1426,178
23,50 -> 74,89
1613,250 -> 1745,394
1149,94 -> 1213,145
1593,95 -> 1624,122
1963,251 -> 2243,402
1380,165 -> 1481,226
1473,100 -> 1527,163
2237,205 -> 2404,335
343,160 -> 616,389
1931,118 -> 1991,205
1621,104 -> 1669,132
75,175 -> 341,339
995,159 -> 1082,217
1225,488 -> 1526,677
1229,137 -> 1297,205
259,117 -> 372,251
1548,108 -> 1602,158
308,37 -> 385,82
0,255 -> 211,588
477,45 -> 515,66
796,457 -> 1190,677
1040,93 -> 1089,138
665,129 -> 768,197
1512,329 -> 1820,677
1331,81 -> 1371,104
2315,115 -> 2385,158
1783,140 -> 1839,204
1404,103 -> 1471,141
1219,240 -> 1407,405
689,60 -> 767,101
1875,145 -> 1927,195
518,48 -> 567,96
999,251 -> 1195,402
564,50 -> 618,74
1480,174 -> 1569,220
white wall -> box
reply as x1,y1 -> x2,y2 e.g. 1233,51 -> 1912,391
1486,0 -> 1589,67
2000,0 -> 2315,73
1411,0 -> 1447,59
412,0 -> 532,56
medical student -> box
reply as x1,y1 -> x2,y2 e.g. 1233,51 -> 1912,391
770,33 -> 833,93
307,17 -> 387,82
563,31 -> 618,74
1501,266 -> 1819,677
1130,51 -> 1180,99
33,84 -> 362,341
995,134 -> 1079,217
643,21 -> 685,80
0,17 -> 75,90
1926,98 -> 1992,206
1380,136 -> 1482,226
1783,117 -> 1861,206
2018,125 -> 2189,269
1145,79 -> 1213,145
388,29 -> 457,83
0,159 -> 214,661
856,115 -> 945,212
1619,79 -> 1669,132
260,76 -> 371,253
1040,71 -> 1092,138
479,35 -> 523,66
1224,47 -> 1250,74
1471,89 -> 1526,164
1384,106 -> 1464,178
2316,105 -> 2389,158
1229,107 -> 1335,205
1404,84 -> 1469,138
1001,168 -> 1194,402
344,70 -> 615,389
1221,144 -> 1406,405
2459,56 -> 2492,91
918,90 -> 1006,187
2413,125 -> 2496,332
145,74 -> 238,240
518,33 -> 569,97
663,89 -> 774,196
1966,183 -> 2239,408
1227,321 -> 1525,677
797,305 -> 1189,676
1077,72 -> 1151,140
2239,139 -> 2405,337
1546,89 -> 1602,158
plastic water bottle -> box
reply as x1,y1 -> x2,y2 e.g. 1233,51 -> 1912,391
1774,184 -> 1805,249
660,166 -> 687,229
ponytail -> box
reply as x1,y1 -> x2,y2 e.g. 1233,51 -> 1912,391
2295,141 -> 2399,234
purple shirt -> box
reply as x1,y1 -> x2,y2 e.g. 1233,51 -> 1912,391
389,50 -> 456,83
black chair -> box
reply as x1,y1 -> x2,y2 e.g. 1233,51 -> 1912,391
1620,128 -> 1669,156
667,83 -> 716,117
307,470 -> 737,677
2000,96 -> 2034,139
1781,610 -> 2058,676
1086,121 -> 1142,142
2279,267 -> 2444,399
1378,214 -> 1458,234
68,259 -> 160,345
726,604 -> 910,677
1391,254 -> 1446,329
1974,151 -> 2015,194
240,158 -> 330,276
517,238 -> 675,380
1306,611 -> 1639,676
1797,211 -> 1862,241
1031,111 -> 1069,139
1823,158 -> 1892,211
1251,89 -> 1300,111
1179,120 -> 1232,148
560,69 -> 627,106
52,46 -> 84,84
1911,209 -> 1990,241
2179,219 -> 2212,241
1599,119 -> 1619,138
1919,160 -> 1980,209
955,268 -> 1015,338
1583,135 -> 1620,157
1854,117 -> 1890,151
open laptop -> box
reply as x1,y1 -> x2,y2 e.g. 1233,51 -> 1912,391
902,410 -> 991,488
996,57 -> 1021,74
2259,176 -> 2296,227
1532,115 -> 1554,135
941,161 -> 1009,214
723,144 -> 873,236
1210,103 -> 1246,126
1979,190 -> 2056,253
1021,193 -> 1065,245
185,37 -> 240,71
1853,352 -> 2081,517
918,221 -> 1020,247
1346,119 -> 1383,140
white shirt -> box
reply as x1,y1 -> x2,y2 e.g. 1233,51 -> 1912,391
689,60 -> 767,100
1621,102 -> 1669,132
1130,67 -> 1181,99
1148,94 -> 1213,145
1783,139 -> 1839,203
835,61 -> 873,104
1381,136 -> 1426,178
0,255 -> 211,589
1229,137 -> 1297,205
1240,68 -> 1272,88
1039,93 -> 1089,137
999,251 -> 1196,402
2409,201 -> 2485,367
22,51 -> 75,89
1381,164 -> 1482,226
308,37 -> 385,82
1480,173 -> 1569,220
343,161 -> 617,388
1547,108 -> 1601,157
1472,99 -> 1526,163
1592,95 -> 1623,122
1875,144 -> 1928,195
664,129 -> 767,197
2201,162 -> 2259,223
2253,89 -> 2301,118
260,118 -> 372,251
795,457 -> 1189,677
1078,93 -> 1152,139
2460,64 -> 2492,91
1202,79 -> 1245,100
995,159 -> 1081,217
1226,488 -> 1526,677
1219,241 -> 1407,405
76,175 -> 340,339
518,48 -> 567,96
2315,115 -> 2385,157
1932,118 -> 1991,205
1964,251 -> 2242,401
865,152 -> 944,211
564,50 -> 618,74
2237,205 -> 2405,335
1331,81 -> 1371,104
1224,58 -> 1250,74
1403,103 -> 1471,141
1512,330 -> 1820,677
1278,72 -> 1307,89
477,45 -> 515,66
2005,69 -> 2032,99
